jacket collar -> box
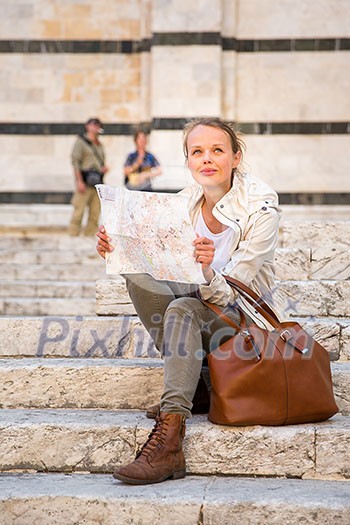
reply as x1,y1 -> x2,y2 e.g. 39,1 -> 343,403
180,172 -> 280,228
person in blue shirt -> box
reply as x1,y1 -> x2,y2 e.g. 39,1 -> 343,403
124,130 -> 161,191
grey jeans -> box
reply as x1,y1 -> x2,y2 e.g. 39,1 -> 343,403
124,273 -> 249,418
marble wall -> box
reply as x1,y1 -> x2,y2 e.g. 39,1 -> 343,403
0,0 -> 349,196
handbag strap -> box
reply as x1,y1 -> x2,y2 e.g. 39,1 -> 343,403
201,300 -> 246,333
203,279 -> 309,355
224,276 -> 280,324
80,135 -> 104,169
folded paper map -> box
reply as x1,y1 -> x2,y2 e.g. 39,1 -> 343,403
96,185 -> 205,284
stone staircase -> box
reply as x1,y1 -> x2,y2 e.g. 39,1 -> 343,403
0,204 -> 349,523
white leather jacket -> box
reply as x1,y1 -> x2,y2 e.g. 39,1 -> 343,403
180,172 -> 282,326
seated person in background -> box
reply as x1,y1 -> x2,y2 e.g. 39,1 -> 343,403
124,130 -> 161,191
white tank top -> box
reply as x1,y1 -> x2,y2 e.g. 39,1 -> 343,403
195,209 -> 234,272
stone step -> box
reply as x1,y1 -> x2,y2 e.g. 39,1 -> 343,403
0,316 -> 348,361
0,234 -> 97,250
0,409 -> 348,479
1,280 -> 95,298
0,358 -> 163,410
274,247 -> 350,281
0,263 -> 106,281
0,473 -> 349,525
0,246 -> 348,281
0,359 -> 348,415
280,221 -> 350,249
0,316 -> 158,359
0,298 -> 95,316
96,279 -> 350,317
0,249 -> 100,265
0,204 -> 70,228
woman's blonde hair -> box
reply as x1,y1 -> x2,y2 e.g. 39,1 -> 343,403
182,117 -> 245,161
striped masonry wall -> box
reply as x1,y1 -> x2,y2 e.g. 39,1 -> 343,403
0,0 -> 349,202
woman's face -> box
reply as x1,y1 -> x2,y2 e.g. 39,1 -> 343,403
186,125 -> 241,191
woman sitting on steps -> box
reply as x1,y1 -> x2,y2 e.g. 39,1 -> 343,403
96,117 -> 281,485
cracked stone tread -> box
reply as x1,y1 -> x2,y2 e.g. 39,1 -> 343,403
0,359 -> 348,415
0,473 -> 349,524
0,410 -> 349,480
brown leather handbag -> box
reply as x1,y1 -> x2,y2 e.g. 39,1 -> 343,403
204,276 -> 338,426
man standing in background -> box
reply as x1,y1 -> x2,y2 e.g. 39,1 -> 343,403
68,118 -> 108,236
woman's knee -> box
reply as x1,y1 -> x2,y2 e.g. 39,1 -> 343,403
165,297 -> 201,318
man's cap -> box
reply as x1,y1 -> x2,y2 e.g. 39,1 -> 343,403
86,117 -> 103,129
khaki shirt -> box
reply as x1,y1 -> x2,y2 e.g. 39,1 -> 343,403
71,134 -> 105,173
180,172 -> 283,326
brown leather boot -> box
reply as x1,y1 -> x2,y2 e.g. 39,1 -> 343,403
113,412 -> 186,485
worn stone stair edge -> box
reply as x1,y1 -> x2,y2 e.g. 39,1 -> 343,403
96,278 -> 350,318
0,359 -> 347,415
0,315 -> 348,361
0,410 -> 349,480
0,297 -> 96,317
0,474 -> 349,525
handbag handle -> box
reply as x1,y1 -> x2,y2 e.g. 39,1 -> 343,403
201,301 -> 246,333
202,300 -> 262,360
224,276 -> 280,324
204,278 -> 308,356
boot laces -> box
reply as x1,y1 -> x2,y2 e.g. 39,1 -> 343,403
136,416 -> 169,459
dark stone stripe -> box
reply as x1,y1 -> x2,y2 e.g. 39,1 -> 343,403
0,40 -> 146,54
0,36 -> 349,53
152,120 -> 350,134
237,122 -> 350,135
0,123 -> 136,135
152,32 -> 222,46
0,121 -> 349,135
232,38 -> 350,52
0,191 -> 349,205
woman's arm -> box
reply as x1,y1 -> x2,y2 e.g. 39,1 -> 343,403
199,208 -> 280,306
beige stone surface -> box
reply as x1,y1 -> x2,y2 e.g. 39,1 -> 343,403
0,54 -> 141,122
2,358 -> 346,413
0,358 -> 164,410
276,280 -> 350,317
222,0 -> 237,37
274,248 -> 310,280
0,263 -> 105,281
0,316 -> 158,359
0,314 -> 344,360
237,53 -> 350,122
204,476 -> 350,524
0,249 -> 98,265
1,280 -> 95,298
311,247 -> 350,280
0,410 -> 140,473
314,415 -> 350,479
340,323 -> 350,361
1,474 -> 348,525
1,409 -> 349,479
184,418 -> 315,478
96,278 -> 136,315
152,0 -> 222,32
281,221 -> 350,249
244,135 -> 350,193
97,278 -> 350,317
0,297 -> 95,316
151,46 -> 222,117
237,0 -> 350,38
332,363 -> 350,416
0,0 -> 143,40
0,135 -> 129,191
297,318 -> 340,361
0,232 -> 97,250
222,51 -> 237,121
